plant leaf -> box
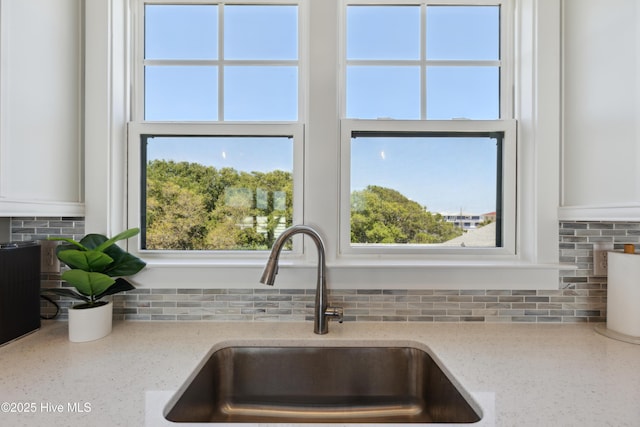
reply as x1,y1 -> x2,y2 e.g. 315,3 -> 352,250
103,246 -> 146,277
61,270 -> 115,297
57,249 -> 114,272
79,233 -> 108,251
40,287 -> 90,303
47,237 -> 88,251
94,278 -> 136,300
95,227 -> 140,252
72,301 -> 110,309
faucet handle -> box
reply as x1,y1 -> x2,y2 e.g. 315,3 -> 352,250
325,306 -> 344,323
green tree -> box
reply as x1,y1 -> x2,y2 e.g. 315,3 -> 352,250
145,161 -> 461,249
146,181 -> 208,249
350,185 -> 462,244
145,160 -> 293,250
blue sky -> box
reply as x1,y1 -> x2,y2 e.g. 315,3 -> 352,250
147,136 -> 293,175
351,136 -> 497,214
144,4 -> 499,214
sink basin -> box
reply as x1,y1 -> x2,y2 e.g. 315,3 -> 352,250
164,342 -> 481,424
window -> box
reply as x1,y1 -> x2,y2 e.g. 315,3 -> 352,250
348,132 -> 502,246
341,1 -> 514,254
91,0 -> 561,289
340,119 -> 516,254
143,3 -> 298,121
130,0 -> 514,256
141,135 -> 294,250
131,1 -> 302,251
345,4 -> 501,120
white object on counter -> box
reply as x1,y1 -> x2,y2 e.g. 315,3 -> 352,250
68,301 -> 113,342
596,251 -> 640,344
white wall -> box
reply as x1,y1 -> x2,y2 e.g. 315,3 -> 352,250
561,0 -> 640,219
0,0 -> 83,216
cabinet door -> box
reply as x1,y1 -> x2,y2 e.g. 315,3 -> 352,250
0,0 -> 83,216
561,0 -> 640,220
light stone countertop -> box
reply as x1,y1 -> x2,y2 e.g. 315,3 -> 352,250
0,320 -> 639,427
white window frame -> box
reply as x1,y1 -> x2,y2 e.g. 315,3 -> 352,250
338,0 -> 516,257
341,0 -> 514,120
133,0 -> 305,122
339,119 -> 517,257
127,122 -> 306,260
127,0 -> 307,260
84,0 -> 562,290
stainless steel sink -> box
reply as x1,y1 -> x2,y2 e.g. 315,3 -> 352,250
164,342 -> 481,424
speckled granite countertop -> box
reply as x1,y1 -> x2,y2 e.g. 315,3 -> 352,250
1,320 -> 639,426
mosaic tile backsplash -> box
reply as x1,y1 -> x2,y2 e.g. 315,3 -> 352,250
12,217 -> 639,323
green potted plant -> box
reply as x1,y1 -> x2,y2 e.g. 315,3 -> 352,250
42,228 -> 146,342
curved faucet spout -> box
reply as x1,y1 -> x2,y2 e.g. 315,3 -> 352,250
259,225 -> 342,334
260,225 -> 324,287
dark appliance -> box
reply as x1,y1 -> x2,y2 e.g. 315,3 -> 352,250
0,241 -> 41,345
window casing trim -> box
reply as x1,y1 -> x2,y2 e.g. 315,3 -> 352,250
84,0 -> 561,289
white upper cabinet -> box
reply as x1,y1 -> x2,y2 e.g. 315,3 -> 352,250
0,0 -> 83,216
561,0 -> 640,220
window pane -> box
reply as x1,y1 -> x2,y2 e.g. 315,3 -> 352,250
351,134 -> 500,247
224,66 -> 298,121
347,6 -> 420,60
145,66 -> 218,121
426,67 -> 499,119
225,5 -> 298,60
145,5 -> 217,60
144,136 -> 293,250
346,66 -> 420,119
426,6 -> 499,61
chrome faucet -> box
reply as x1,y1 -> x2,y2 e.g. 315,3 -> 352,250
260,225 -> 343,334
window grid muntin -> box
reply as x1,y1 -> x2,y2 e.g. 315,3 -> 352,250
139,1 -> 301,122
343,0 -> 508,121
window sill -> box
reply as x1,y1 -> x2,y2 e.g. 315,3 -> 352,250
131,257 -> 572,291
329,259 -> 574,270
138,254 -> 573,270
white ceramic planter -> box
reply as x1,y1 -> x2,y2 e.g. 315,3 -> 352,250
68,301 -> 113,342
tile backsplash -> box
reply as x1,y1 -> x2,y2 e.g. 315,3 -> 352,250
13,217 -> 637,323
11,217 -> 85,242
11,217 -> 86,319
